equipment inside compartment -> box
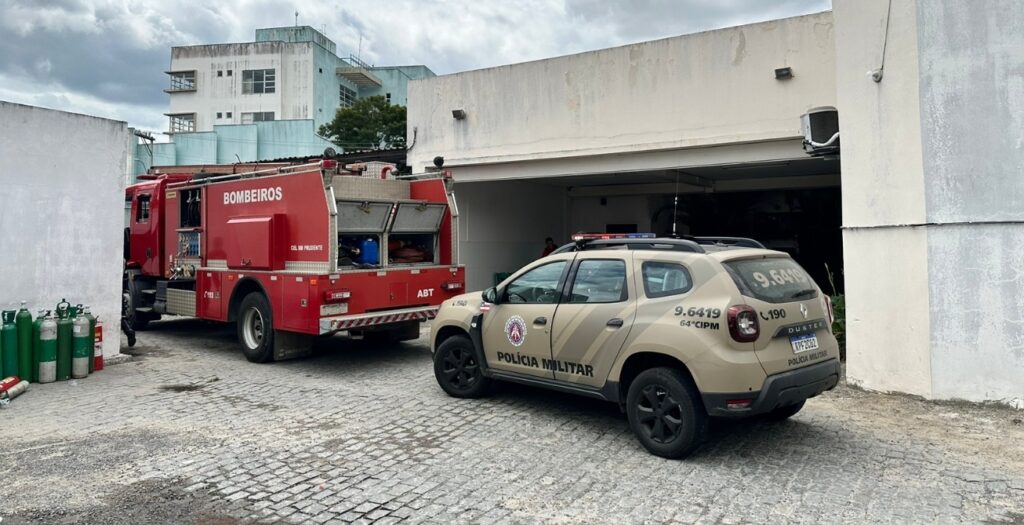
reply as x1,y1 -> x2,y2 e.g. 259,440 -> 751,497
338,235 -> 381,268
388,234 -> 436,265
337,233 -> 437,268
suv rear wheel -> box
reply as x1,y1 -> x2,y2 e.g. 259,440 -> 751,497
626,367 -> 708,459
433,335 -> 490,398
766,400 -> 805,421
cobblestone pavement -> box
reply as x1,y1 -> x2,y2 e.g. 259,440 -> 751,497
2,319 -> 1023,525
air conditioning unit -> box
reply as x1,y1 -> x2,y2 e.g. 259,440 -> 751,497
800,107 -> 840,156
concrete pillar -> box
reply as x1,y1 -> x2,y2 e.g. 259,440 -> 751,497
835,0 -> 1024,405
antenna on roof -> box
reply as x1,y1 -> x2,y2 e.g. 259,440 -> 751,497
294,10 -> 299,27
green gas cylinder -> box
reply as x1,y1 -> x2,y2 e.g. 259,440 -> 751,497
83,306 -> 97,373
16,302 -> 33,382
38,313 -> 57,383
1,311 -> 18,379
70,304 -> 80,319
55,299 -> 72,381
32,309 -> 46,383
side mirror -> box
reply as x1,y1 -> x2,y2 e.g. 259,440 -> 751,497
482,287 -> 499,304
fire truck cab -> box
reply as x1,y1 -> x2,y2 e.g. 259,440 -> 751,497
124,159 -> 465,362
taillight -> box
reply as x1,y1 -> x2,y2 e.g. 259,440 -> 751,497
442,282 -> 463,291
324,289 -> 351,303
824,295 -> 834,325
320,159 -> 338,169
727,305 -> 760,343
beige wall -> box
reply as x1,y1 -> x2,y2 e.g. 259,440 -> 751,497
835,0 -> 933,397
835,0 -> 926,228
408,12 -> 837,173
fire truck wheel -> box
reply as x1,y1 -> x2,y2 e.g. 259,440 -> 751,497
238,292 -> 275,363
433,335 -> 490,398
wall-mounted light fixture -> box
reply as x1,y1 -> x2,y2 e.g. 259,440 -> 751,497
774,67 -> 793,80
452,109 -> 467,120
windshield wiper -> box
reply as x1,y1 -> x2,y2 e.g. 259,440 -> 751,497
789,288 -> 817,299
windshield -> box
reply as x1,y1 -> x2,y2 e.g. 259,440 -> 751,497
724,257 -> 818,304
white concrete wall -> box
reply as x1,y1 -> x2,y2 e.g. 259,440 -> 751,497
408,12 -> 836,173
568,196 -> 653,234
455,181 -> 567,291
837,0 -> 1024,404
0,102 -> 128,359
168,42 -> 315,132
917,1 -> 1024,403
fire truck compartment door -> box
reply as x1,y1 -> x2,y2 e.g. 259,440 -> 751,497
390,203 -> 447,233
336,201 -> 393,233
225,214 -> 286,270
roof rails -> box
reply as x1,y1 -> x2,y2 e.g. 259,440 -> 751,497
689,236 -> 766,249
550,235 -> 766,255
553,237 -> 706,255
166,160 -> 337,189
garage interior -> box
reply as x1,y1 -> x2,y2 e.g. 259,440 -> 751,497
453,153 -> 842,293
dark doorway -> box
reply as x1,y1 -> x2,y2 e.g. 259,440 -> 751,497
651,187 -> 844,293
606,223 -> 638,234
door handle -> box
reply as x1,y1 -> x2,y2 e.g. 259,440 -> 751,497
607,318 -> 624,328
534,316 -> 548,326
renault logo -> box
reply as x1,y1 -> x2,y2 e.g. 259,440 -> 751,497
799,304 -> 808,319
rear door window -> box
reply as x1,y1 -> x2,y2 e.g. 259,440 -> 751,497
642,262 -> 693,298
724,257 -> 818,303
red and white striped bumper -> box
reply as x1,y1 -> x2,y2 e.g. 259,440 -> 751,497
319,306 -> 438,334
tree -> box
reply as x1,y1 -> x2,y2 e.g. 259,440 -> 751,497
318,95 -> 406,150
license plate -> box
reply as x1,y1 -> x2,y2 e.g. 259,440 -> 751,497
790,333 -> 819,354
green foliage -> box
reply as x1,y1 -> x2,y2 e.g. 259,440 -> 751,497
318,95 -> 406,150
824,263 -> 846,360
830,293 -> 846,356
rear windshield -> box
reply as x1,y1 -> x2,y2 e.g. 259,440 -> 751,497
724,257 -> 818,304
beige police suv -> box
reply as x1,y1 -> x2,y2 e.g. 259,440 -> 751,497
431,235 -> 840,459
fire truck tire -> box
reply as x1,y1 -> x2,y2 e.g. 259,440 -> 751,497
237,292 -> 275,363
433,335 -> 490,398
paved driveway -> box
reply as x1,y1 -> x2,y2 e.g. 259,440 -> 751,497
2,319 -> 1023,524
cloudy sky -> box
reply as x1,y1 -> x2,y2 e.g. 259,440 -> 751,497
0,0 -> 829,132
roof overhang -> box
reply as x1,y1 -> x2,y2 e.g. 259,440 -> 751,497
336,66 -> 383,87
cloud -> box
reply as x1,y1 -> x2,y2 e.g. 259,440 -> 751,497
0,0 -> 830,131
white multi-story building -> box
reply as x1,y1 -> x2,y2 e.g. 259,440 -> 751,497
163,26 -> 432,134
136,26 -> 433,176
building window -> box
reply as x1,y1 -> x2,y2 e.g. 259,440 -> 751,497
242,69 -> 276,94
227,70 -> 232,76
216,112 -> 222,119
168,113 -> 196,133
167,71 -> 196,91
386,93 -> 392,104
217,70 -> 223,77
241,112 -> 274,124
226,111 -> 232,118
340,85 -> 357,107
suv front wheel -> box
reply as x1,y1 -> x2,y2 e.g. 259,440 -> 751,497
433,335 -> 490,398
626,367 -> 708,459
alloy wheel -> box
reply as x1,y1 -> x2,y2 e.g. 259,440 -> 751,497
636,384 -> 684,444
442,347 -> 478,391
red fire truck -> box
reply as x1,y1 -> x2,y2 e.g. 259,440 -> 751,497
124,159 -> 465,362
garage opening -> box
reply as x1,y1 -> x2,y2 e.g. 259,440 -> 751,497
560,157 -> 844,293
